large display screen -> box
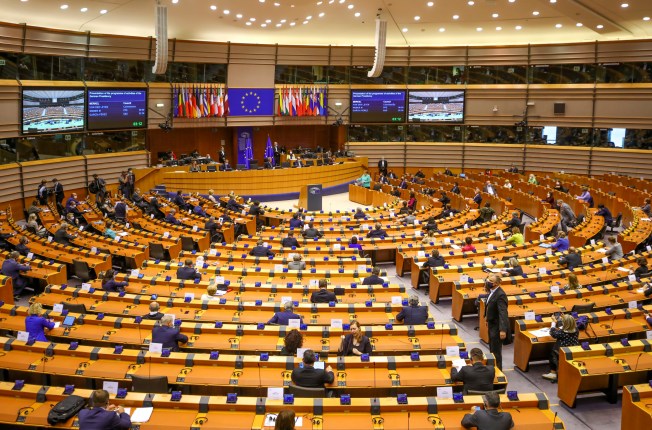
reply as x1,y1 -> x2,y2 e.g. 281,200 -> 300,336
350,90 -> 406,123
87,89 -> 147,130
22,88 -> 85,134
408,90 -> 465,123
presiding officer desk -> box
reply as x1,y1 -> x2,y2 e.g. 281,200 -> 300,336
0,382 -> 563,429
0,337 -> 498,397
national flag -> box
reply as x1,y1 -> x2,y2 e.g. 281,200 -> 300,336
264,135 -> 275,166
319,88 -> 325,116
217,87 -> 224,117
173,86 -> 179,118
202,87 -> 209,117
224,90 -> 229,116
185,87 -> 192,119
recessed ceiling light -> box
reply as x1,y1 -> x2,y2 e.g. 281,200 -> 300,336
280,19 -> 286,23
290,22 -> 296,26
550,0 -> 556,3
347,4 -> 353,9
276,23 -> 282,27
250,17 -> 256,21
261,23 -> 267,27
274,2 -> 281,5
236,13 -> 243,18
496,26 -> 502,31
80,7 -> 88,12
427,1 -> 434,6
532,11 -> 539,16
317,1 -> 322,4
306,15 -> 312,19
21,0 -> 28,2
515,25 -> 522,30
172,0 -> 178,3
319,12 -> 325,17
414,16 -> 420,21
555,23 -> 562,28
303,20 -> 309,24
476,27 -> 482,31
354,12 -> 360,17
210,5 -> 217,11
492,13 -> 499,18
644,17 -> 651,21
439,27 -> 445,32
100,9 -> 107,14
509,0 -> 515,3
468,1 -> 475,6
223,9 -> 230,14
576,22 -> 583,27
402,27 -> 408,32
621,3 -> 629,8
339,0 -> 345,3
246,22 -> 252,26
596,24 -> 604,29
265,19 -> 272,23
259,0 -> 265,3
60,4 -> 68,10
452,14 -> 459,20
329,0 -> 334,3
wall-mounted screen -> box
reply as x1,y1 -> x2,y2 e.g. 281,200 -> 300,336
22,88 -> 85,134
87,89 -> 147,130
350,90 -> 406,123
408,90 -> 465,123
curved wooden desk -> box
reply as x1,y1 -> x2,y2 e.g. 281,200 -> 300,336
161,161 -> 364,196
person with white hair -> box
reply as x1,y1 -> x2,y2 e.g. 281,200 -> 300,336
395,296 -> 428,325
151,314 -> 188,352
268,301 -> 303,325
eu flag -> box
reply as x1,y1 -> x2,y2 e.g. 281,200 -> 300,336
228,88 -> 275,116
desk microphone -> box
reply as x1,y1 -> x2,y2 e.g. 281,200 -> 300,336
373,360 -> 377,391
257,361 -> 263,399
633,352 -> 644,372
407,411 -> 411,430
551,411 -> 558,430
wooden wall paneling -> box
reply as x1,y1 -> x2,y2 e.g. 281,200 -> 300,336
524,145 -> 590,174
0,81 -> 20,138
405,142 -> 464,170
348,142 -> 405,175
463,143 -> 525,170
227,44 -> 277,65
329,46 -> 352,66
326,85 -> 350,124
385,48 -> 410,66
87,34 -> 152,60
590,148 -> 652,179
23,27 -> 87,57
526,85 -> 594,127
0,22 -> 24,53
406,47 -> 467,66
597,40 -> 652,63
227,64 -> 275,88
276,46 -> 330,65
173,40 -> 229,63
0,164 -> 23,214
467,46 -> 529,66
147,128 -> 231,165
146,83 -> 172,129
20,156 -> 86,205
351,47 -> 375,66
529,42 -> 597,65
465,86 -> 528,125
593,85 -> 652,129
251,125 -> 332,161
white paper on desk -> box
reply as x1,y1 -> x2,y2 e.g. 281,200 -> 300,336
495,230 -> 504,240
309,279 -> 319,287
629,300 -> 638,309
452,359 -> 467,370
103,381 -> 119,395
330,319 -> 343,329
116,236 -> 121,242
163,231 -> 170,238
287,253 -> 297,261
17,331 -> 29,342
647,246 -> 652,252
437,387 -> 453,399
358,265 -> 367,272
487,244 -> 494,251
184,293 -> 195,301
524,311 -> 536,321
617,267 -> 631,273
550,286 -> 560,294
264,414 -> 303,428
539,267 -> 547,275
26,252 -> 34,260
296,347 -> 308,358
463,224 -> 468,230
131,269 -> 140,277
446,346 -> 460,356
119,232 -> 129,236
314,361 -> 325,370
417,251 -> 426,257
288,319 -> 301,329
81,283 -> 91,291
334,244 -> 342,251
590,239 -> 596,246
125,223 -> 130,228
444,238 -> 451,244
602,257 -> 609,264
540,244 -> 551,249
647,330 -> 652,340
488,268 -> 502,273
209,249 -> 218,256
149,342 -> 163,353
267,387 -> 284,401
53,322 -> 60,329
597,248 -> 607,253
275,264 -> 284,272
215,276 -> 225,284
546,249 -> 553,256
47,236 -> 53,242
131,407 -> 153,423
529,328 -> 551,338
391,296 -> 402,305
281,296 -> 293,305
150,214 -> 154,219
628,274 -> 637,282
53,303 -> 64,313
91,247 -> 97,254
460,274 -> 469,283
450,244 -> 461,250
192,225 -> 198,232
484,257 -> 492,266
540,234 -> 545,242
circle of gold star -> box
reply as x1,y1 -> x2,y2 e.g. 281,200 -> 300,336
241,91 -> 261,113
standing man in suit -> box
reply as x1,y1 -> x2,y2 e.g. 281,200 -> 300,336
176,259 -> 201,281
450,348 -> 496,394
395,296 -> 428,325
78,389 -> 131,430
268,301 -> 303,325
291,349 -> 334,388
273,141 -> 281,165
310,279 -> 336,303
152,314 -> 188,351
378,157 -> 388,176
484,274 -> 509,370
52,178 -> 64,209
36,180 -> 49,205
218,146 -> 227,164
557,199 -> 577,233
461,392 -> 514,430
125,168 -> 135,200
89,174 -> 107,204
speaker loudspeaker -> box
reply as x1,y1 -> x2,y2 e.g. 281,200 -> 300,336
553,102 -> 566,115
152,4 -> 168,75
367,18 -> 387,78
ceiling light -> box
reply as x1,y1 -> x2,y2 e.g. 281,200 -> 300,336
236,13 -> 243,18
439,27 -> 445,32
347,4 -> 353,9
414,16 -> 420,21
21,0 -> 28,2
550,0 -> 556,3
532,11 -> 539,16
223,9 -> 230,14
266,19 -> 272,23
303,20 -> 309,24
596,24 -> 604,29
261,23 -> 267,27
280,19 -> 286,22
172,0 -> 178,3
468,1 -> 474,5
621,3 -> 629,8
644,17 -> 651,21
515,25 -> 522,30
509,0 -> 515,3
210,5 -> 217,11
100,9 -> 107,14
496,26 -> 502,31
306,15 -> 312,19
246,22 -> 252,26
354,12 -> 360,17
329,0 -> 335,3
274,2 -> 281,5
576,22 -> 583,27
250,17 -> 256,21
319,12 -> 325,17
427,1 -> 434,6
555,23 -> 562,28
476,27 -> 482,31
290,22 -> 296,26
492,13 -> 499,18
259,0 -> 265,3
80,7 -> 88,12
339,0 -> 345,3
317,1 -> 322,4
276,23 -> 282,27
60,4 -> 68,10
452,15 -> 459,20
402,27 -> 408,32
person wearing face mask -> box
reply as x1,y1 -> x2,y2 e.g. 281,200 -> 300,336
483,274 -> 510,371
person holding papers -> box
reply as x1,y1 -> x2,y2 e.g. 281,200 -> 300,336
366,223 -> 387,239
395,296 -> 428,325
16,236 -> 30,256
250,240 -> 274,257
450,347 -> 495,394
176,259 -> 202,281
550,231 -> 569,252
268,301 -> 303,325
604,236 -> 624,261
152,314 -> 188,352
461,392 -> 514,430
25,302 -> 54,343
78,389 -> 131,430
542,314 -> 579,382
338,320 -> 372,356
291,349 -> 334,388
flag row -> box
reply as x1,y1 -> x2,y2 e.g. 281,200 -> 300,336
173,86 -> 229,118
277,86 -> 327,117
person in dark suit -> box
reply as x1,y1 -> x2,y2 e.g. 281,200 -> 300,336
473,189 -> 483,206
451,182 -> 461,194
501,258 -> 524,277
366,223 -> 387,239
114,199 -> 127,221
101,269 -> 128,293
504,212 -> 521,230
152,314 -> 188,352
595,204 -> 613,226
220,159 -> 232,171
461,392 -> 514,430
172,190 -> 188,211
291,349 -> 334,388
395,296 -> 428,325
281,231 -> 300,248
558,247 -> 582,270
451,348 -> 496,394
303,222 -> 323,239
399,177 -> 408,189
53,222 -> 76,246
143,302 -> 164,320
268,301 -> 303,325
2,251 -> 31,298
310,279 -> 337,303
148,197 -> 165,219
16,237 -> 30,256
176,259 -> 201,281
250,239 -> 274,257
338,320 -> 372,356
484,274 -> 509,370
193,202 -> 208,218
420,250 -> 445,285
52,178 -> 64,208
78,389 -> 131,430
377,157 -> 388,176
289,213 -> 304,229
165,208 -> 181,225
264,157 -> 274,169
248,200 -> 265,230
354,208 -> 366,220
362,267 -> 384,285
634,256 -> 650,280
226,193 -> 244,212
36,180 -> 48,205
218,147 -> 227,164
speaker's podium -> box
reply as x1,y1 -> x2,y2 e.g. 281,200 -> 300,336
298,184 -> 323,211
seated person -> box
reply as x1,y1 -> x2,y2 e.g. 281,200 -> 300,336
461,392 -> 514,430
501,257 -> 523,277
288,254 -> 306,270
362,266 -> 384,285
353,208 -> 366,220
558,247 -> 582,270
642,198 -> 651,217
478,202 -> 495,223
205,216 -> 223,243
604,235 -> 624,260
338,320 -> 372,356
101,269 -> 128,293
226,192 -> 244,212
451,182 -> 461,194
348,236 -> 363,253
289,213 -> 304,229
291,349 -> 334,388
542,314 -> 580,382
148,197 -> 165,219
440,204 -> 458,218
27,200 -> 42,215
250,239 -> 274,257
26,213 -> 47,237
281,231 -> 300,248
268,301 -> 303,325
398,201 -> 410,215
395,296 -> 428,325
143,302 -> 164,320
152,314 -> 188,352
461,236 -> 476,252
200,285 -> 220,301
207,190 -> 218,205
366,223 -> 387,239
281,329 -> 304,356
78,389 -> 131,430
172,190 -> 189,211
402,210 -> 416,225
264,157 -> 274,169
595,204 -> 613,225
423,217 -> 438,232
407,192 -> 417,211
310,279 -> 336,303
505,227 -> 524,246
303,222 -> 323,239
451,347 -> 496,394
25,302 -> 55,343
439,191 -> 451,206
176,258 -> 202,281
566,273 -> 581,290
473,189 -> 482,206
220,159 -> 233,171
504,212 -> 521,230
165,208 -> 181,225
16,237 -> 30,256
193,202 -> 208,218
634,256 -> 650,280
550,231 -> 569,252
422,249 -> 445,269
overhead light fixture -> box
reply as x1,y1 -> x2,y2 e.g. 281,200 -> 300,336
576,22 -> 583,27
354,12 -> 360,17
468,1 -> 474,5
427,2 -> 434,6
402,27 -> 408,32
210,5 -> 217,11
347,4 -> 353,9
596,24 -> 604,29
532,11 -> 539,16
414,16 -> 420,21
555,23 -> 562,28
439,27 -> 445,32
644,17 -> 651,21
80,7 -> 88,12
276,23 -> 282,27
452,14 -> 459,20
223,9 -> 230,14
515,25 -> 522,30
261,23 -> 267,27
60,4 -> 69,10
266,19 -> 272,23
100,9 -> 107,14
621,3 -> 629,8
250,17 -> 256,21
236,13 -> 243,18
496,26 -> 502,31
280,19 -> 286,22
492,13 -> 499,18
172,0 -> 178,3
476,27 -> 482,31
335,102 -> 342,106
246,22 -> 252,26
319,12 -> 325,17
303,20 -> 309,24
156,103 -> 165,108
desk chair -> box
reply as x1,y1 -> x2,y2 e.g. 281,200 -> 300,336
181,236 -> 196,252
288,384 -> 326,398
281,161 -> 291,168
571,303 -> 595,313
72,260 -> 93,282
206,165 -> 217,172
62,302 -> 87,314
607,213 -> 622,233
131,375 -> 169,393
466,388 -> 506,396
149,243 -> 168,261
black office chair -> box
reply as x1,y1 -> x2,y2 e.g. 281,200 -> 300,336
62,302 -> 87,314
72,260 -> 93,282
287,384 -> 326,398
130,375 -> 169,393
149,243 -> 168,260
181,236 -> 196,252
571,303 -> 595,313
206,165 -> 217,172
607,212 -> 623,233
281,161 -> 291,168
